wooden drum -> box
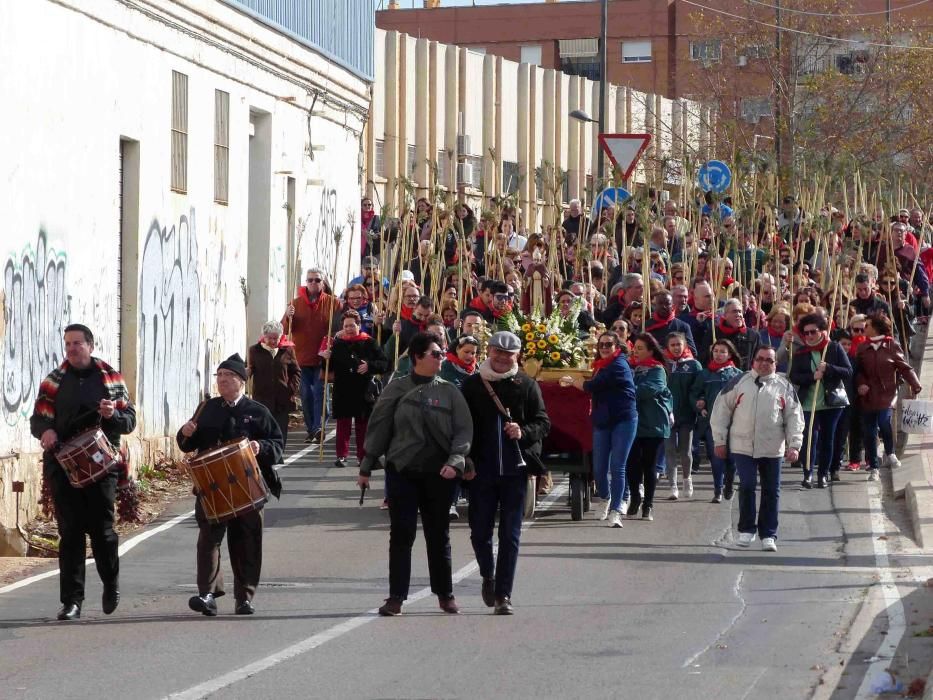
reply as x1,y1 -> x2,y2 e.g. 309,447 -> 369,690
185,439 -> 269,523
55,428 -> 120,488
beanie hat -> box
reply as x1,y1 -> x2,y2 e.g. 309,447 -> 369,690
218,353 -> 248,381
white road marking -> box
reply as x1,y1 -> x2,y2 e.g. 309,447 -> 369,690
0,435 -> 331,595
165,481 -> 571,700
853,482 -> 908,699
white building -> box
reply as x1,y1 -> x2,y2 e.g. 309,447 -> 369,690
0,0 -> 372,551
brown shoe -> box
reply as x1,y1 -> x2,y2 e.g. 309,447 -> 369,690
494,596 -> 513,615
438,595 -> 460,614
378,597 -> 402,616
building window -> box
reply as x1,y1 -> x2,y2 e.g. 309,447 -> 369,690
621,40 -> 652,64
375,139 -> 385,178
214,89 -> 229,204
740,96 -> 772,123
690,40 -> 722,63
744,44 -> 771,59
520,45 -> 542,66
502,161 -> 520,195
407,144 -> 416,175
171,70 -> 188,193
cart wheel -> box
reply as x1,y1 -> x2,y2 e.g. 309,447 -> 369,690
583,479 -> 592,512
570,475 -> 585,521
524,476 -> 536,519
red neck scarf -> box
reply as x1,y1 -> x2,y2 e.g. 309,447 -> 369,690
716,319 -> 743,336
400,305 -> 415,321
721,276 -> 735,287
665,347 -> 694,362
629,356 -> 664,369
798,335 -> 829,354
361,210 -> 375,229
689,306 -> 708,318
445,351 -> 476,374
645,310 -> 675,332
299,286 -> 323,309
469,296 -> 490,313
492,302 -> 512,319
592,348 -> 622,373
340,332 -> 371,343
707,359 -> 736,371
849,334 -> 867,356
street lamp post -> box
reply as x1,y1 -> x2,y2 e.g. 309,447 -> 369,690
597,0 -> 608,185
569,109 -> 598,208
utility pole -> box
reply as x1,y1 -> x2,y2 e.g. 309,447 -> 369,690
597,0 -> 608,187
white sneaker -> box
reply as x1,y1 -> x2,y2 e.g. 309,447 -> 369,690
638,484 -> 645,499
736,532 -> 757,547
669,482 -> 679,501
685,477 -> 694,498
598,500 -> 611,521
885,454 -> 902,469
449,504 -> 459,520
620,500 -> 629,517
608,510 -> 623,528
761,537 -> 777,552
868,468 -> 880,482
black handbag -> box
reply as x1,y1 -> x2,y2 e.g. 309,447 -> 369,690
364,376 -> 384,405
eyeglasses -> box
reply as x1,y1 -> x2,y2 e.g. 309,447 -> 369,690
880,280 -> 896,286
851,326 -> 865,332
404,295 -> 420,301
307,278 -> 323,284
754,357 -> 776,364
428,349 -> 444,359
494,293 -> 513,301
802,329 -> 821,336
362,202 -> 373,208
597,341 -> 616,349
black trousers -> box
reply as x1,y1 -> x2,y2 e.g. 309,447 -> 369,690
49,468 -> 119,606
386,469 -> 456,600
195,499 -> 264,603
271,410 -> 290,445
626,437 -> 664,510
468,474 -> 527,598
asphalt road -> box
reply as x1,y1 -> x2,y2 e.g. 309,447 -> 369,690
0,433 -> 919,700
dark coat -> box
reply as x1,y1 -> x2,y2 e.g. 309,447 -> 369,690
176,395 -> 284,498
462,371 -> 551,476
789,341 -> 853,410
247,343 -> 300,415
854,337 -> 922,411
646,317 -> 697,355
699,323 -> 761,371
329,336 -> 388,419
582,353 -> 637,429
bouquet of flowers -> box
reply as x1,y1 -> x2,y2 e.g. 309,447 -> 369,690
520,297 -> 589,369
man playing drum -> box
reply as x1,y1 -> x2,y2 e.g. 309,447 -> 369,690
177,354 -> 284,616
30,323 -> 137,621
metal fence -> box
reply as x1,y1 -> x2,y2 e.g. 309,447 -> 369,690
223,0 -> 375,81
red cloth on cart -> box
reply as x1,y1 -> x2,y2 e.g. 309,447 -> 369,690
538,381 -> 592,453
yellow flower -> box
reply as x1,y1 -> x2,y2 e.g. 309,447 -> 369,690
526,342 -> 537,351
548,334 -> 560,344
536,324 -> 547,333
536,340 -> 547,349
521,323 -> 532,332
525,332 -> 535,341
550,351 -> 561,361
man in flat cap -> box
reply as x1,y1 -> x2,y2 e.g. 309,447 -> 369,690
177,353 -> 284,616
461,332 -> 550,615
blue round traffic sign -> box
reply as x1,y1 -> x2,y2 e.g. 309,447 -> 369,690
592,187 -> 631,219
697,160 -> 732,194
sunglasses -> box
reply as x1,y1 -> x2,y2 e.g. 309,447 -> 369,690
597,341 -> 616,349
851,325 -> 865,332
428,349 -> 444,359
802,329 -> 821,336
404,295 -> 420,301
307,278 -> 323,284
494,293 -> 513,301
880,280 -> 896,286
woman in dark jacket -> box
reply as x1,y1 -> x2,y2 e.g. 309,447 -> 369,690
247,321 -> 301,440
789,313 -> 852,488
326,310 -> 388,468
564,331 -> 637,528
854,312 -> 923,481
625,333 -> 673,522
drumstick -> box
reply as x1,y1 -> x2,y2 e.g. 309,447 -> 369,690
189,400 -> 209,425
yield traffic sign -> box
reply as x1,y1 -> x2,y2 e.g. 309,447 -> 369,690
597,133 -> 652,181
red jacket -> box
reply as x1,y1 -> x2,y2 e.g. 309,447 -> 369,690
281,288 -> 337,367
854,338 -> 922,411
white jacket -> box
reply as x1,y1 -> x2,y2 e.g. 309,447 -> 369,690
710,371 -> 804,459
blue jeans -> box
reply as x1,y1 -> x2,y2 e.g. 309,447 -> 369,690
800,407 -> 844,480
468,474 -> 527,599
705,426 -> 733,493
300,366 -> 325,435
862,408 -> 894,470
592,420 -> 637,511
734,454 -> 782,539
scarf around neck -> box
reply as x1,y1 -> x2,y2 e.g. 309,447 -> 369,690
716,319 -> 743,336
339,332 -> 372,343
707,359 -> 736,372
592,348 -> 622,372
629,356 -> 664,369
645,310 -> 675,332
479,359 -> 519,381
665,347 -> 695,362
798,334 -> 829,354
446,351 -> 477,374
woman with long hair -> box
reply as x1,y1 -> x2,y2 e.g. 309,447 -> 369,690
625,333 -> 673,521
690,339 -> 743,502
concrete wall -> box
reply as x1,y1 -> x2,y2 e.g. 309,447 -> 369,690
0,0 -> 368,548
368,29 -> 704,230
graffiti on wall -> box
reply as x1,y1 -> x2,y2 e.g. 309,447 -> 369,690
2,231 -> 70,421
139,209 -> 202,436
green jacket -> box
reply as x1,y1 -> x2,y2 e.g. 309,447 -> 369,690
360,375 -> 473,476
666,356 -> 702,424
632,365 -> 673,439
689,364 -> 744,433
439,360 -> 474,389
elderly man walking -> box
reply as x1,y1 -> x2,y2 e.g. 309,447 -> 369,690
710,346 -> 803,552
